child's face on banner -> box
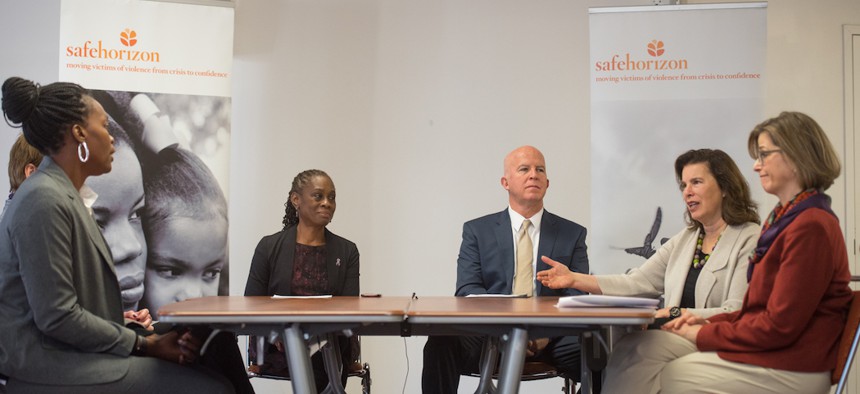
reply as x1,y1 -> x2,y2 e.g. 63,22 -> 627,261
87,144 -> 147,311
142,215 -> 226,314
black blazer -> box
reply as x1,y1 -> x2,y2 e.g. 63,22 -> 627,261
244,226 -> 360,297
455,209 -> 589,297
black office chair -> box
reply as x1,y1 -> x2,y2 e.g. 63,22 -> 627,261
464,337 -> 578,394
468,361 -> 574,394
247,334 -> 371,394
464,330 -> 609,394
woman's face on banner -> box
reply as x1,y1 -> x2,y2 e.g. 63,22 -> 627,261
142,215 -> 227,314
87,144 -> 147,311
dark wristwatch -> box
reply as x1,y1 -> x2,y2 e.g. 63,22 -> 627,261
669,307 -> 682,319
131,334 -> 148,356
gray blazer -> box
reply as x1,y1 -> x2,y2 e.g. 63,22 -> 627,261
0,157 -> 136,385
597,222 -> 759,318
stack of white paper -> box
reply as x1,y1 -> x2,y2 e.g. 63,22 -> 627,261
556,295 -> 659,308
465,294 -> 528,298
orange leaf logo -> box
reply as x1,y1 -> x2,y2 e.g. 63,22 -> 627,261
120,29 -> 137,47
647,40 -> 664,57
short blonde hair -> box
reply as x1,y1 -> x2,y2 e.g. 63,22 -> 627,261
747,111 -> 841,191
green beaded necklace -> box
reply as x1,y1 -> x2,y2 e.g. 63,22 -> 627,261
692,230 -> 720,269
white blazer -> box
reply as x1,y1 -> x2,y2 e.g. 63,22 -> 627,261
597,222 -> 759,318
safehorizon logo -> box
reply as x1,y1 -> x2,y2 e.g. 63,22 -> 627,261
595,40 -> 687,72
65,28 -> 160,62
647,40 -> 664,57
120,29 -> 137,47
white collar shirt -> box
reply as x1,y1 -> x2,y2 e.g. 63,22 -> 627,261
79,184 -> 98,217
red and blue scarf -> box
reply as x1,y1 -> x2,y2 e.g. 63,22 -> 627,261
747,189 -> 836,282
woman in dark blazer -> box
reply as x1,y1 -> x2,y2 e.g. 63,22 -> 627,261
244,169 -> 360,392
0,77 -> 247,393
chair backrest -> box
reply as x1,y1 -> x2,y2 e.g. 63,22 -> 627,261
466,337 -> 574,394
247,334 -> 370,394
833,290 -> 860,387
465,361 -> 572,394
247,334 -> 365,377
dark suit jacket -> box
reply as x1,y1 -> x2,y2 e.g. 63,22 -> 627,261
0,157 -> 137,385
244,226 -> 360,297
456,209 -> 589,297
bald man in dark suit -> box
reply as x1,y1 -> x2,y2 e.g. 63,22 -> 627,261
422,146 -> 590,394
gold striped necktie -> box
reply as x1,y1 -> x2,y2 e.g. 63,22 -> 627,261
513,219 -> 534,296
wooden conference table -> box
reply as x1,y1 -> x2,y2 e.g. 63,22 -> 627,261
158,296 -> 654,394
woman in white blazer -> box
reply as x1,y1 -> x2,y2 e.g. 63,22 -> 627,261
538,149 -> 760,321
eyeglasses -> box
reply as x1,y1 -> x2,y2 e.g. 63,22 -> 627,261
755,149 -> 782,163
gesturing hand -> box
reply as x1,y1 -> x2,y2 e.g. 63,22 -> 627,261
536,256 -> 602,294
536,256 -> 575,289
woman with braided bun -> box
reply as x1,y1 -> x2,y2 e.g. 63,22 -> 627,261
244,169 -> 359,392
0,77 -> 241,393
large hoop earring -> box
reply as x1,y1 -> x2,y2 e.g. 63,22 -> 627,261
77,141 -> 89,163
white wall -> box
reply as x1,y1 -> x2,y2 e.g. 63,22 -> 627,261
2,0 -> 860,393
